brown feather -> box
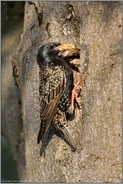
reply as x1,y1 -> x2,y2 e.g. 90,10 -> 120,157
37,67 -> 65,143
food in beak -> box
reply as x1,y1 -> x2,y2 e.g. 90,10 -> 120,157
56,44 -> 80,57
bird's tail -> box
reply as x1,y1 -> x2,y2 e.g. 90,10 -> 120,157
54,121 -> 76,151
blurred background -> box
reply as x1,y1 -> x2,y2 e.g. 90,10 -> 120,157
1,2 -> 25,182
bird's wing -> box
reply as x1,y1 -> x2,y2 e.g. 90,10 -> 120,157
37,66 -> 64,143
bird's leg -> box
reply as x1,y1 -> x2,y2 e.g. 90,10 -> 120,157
67,81 -> 82,114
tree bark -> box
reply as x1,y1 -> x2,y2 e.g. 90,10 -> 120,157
4,1 -> 122,182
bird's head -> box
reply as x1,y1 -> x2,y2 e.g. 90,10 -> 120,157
37,42 -> 61,64
37,42 -> 80,67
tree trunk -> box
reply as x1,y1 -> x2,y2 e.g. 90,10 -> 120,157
4,1 -> 122,182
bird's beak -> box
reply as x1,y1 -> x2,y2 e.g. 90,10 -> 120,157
55,44 -> 80,57
55,44 -> 76,51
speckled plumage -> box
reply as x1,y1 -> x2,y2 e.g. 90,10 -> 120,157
36,42 -> 76,151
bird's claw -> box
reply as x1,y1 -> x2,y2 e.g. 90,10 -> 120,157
68,81 -> 82,114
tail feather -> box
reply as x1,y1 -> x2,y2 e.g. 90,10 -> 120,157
59,127 -> 76,151
54,122 -> 76,151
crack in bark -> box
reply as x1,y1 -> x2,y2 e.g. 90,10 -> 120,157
29,1 -> 43,26
46,22 -> 51,38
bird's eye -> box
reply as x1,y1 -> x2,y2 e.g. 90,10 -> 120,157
50,44 -> 54,49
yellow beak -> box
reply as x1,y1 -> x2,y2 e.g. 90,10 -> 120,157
56,43 -> 80,58
57,44 -> 76,51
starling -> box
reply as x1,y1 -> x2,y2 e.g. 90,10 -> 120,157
36,42 -> 79,151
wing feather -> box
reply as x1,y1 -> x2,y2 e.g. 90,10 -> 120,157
37,67 -> 64,143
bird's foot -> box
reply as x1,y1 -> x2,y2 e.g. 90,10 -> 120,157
67,81 -> 82,114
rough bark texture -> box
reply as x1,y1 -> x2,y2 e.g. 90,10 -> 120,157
3,1 -> 122,182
